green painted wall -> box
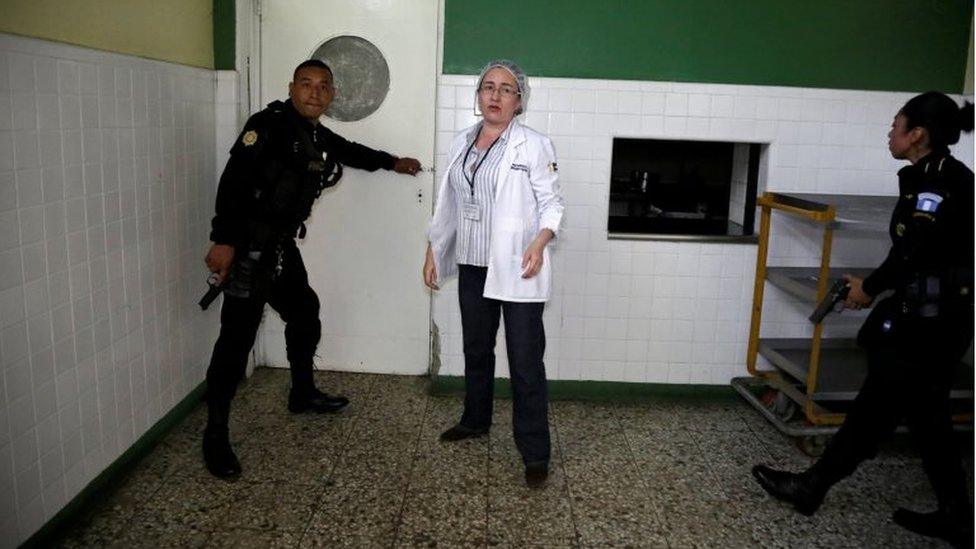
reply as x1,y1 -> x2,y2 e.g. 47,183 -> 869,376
444,1 -> 973,93
1,0 -> 214,68
213,0 -> 235,70
966,18 -> 974,94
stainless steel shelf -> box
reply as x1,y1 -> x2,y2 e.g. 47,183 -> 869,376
758,338 -> 867,400
608,231 -> 758,244
758,338 -> 974,401
765,266 -> 874,303
766,193 -> 896,232
730,377 -> 840,437
731,376 -> 973,437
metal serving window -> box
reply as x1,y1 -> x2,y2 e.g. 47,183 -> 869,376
608,138 -> 766,243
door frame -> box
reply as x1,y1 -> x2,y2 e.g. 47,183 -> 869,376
237,0 -> 442,375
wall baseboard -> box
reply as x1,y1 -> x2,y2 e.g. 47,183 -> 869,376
19,381 -> 208,549
428,376 -> 737,404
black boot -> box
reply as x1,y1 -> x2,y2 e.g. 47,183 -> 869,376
202,428 -> 241,479
893,505 -> 973,548
288,387 -> 350,414
202,400 -> 241,479
439,423 -> 489,442
751,465 -> 829,516
525,461 -> 549,488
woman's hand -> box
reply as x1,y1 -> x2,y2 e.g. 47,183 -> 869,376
521,230 -> 554,279
842,274 -> 872,309
423,244 -> 439,290
521,242 -> 544,279
205,244 -> 235,284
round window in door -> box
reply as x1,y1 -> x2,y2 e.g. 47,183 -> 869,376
311,35 -> 390,122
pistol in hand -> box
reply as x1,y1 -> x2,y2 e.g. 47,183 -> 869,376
199,273 -> 227,311
808,279 -> 850,324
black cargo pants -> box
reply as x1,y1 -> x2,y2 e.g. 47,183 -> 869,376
205,241 -> 322,409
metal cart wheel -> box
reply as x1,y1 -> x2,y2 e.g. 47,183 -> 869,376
761,388 -> 799,423
796,435 -> 830,457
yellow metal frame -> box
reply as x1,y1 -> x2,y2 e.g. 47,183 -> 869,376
747,191 -> 973,427
747,192 -> 844,425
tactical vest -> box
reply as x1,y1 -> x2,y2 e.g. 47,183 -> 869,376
251,104 -> 343,248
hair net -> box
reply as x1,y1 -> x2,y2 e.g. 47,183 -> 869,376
476,59 -> 530,115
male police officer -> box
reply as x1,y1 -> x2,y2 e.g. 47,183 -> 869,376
202,59 -> 422,479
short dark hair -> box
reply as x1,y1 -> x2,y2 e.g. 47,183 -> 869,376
900,92 -> 974,150
293,59 -> 333,81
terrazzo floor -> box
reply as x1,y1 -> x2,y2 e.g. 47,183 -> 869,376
54,367 -> 971,548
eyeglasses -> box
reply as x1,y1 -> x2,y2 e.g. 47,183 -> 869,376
478,84 -> 520,98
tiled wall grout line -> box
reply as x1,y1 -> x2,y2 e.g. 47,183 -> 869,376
483,400 -> 493,548
247,374 -> 362,548
549,408 -> 584,548
1,34 -> 219,544
387,391 -> 434,548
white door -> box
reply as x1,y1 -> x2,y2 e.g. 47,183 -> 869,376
253,0 -> 436,374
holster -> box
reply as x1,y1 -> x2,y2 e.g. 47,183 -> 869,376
905,276 -> 941,318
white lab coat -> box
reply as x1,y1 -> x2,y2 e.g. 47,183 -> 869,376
428,120 -> 564,302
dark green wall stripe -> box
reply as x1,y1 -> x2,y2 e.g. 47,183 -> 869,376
429,376 -> 738,404
213,0 -> 235,70
444,1 -> 972,93
21,381 -> 207,549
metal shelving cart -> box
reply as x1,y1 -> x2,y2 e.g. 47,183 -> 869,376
731,192 -> 974,455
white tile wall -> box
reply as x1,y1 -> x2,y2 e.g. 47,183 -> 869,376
0,34 -> 218,547
432,73 -> 974,386
215,71 -> 238,182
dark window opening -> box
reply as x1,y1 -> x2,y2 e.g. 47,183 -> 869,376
608,138 -> 763,238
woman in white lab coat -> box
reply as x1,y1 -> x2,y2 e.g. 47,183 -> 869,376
423,59 -> 564,487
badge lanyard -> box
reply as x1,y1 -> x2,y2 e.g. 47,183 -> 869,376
463,127 -> 501,198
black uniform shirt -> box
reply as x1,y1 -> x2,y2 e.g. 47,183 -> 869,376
210,99 -> 396,246
863,150 -> 974,303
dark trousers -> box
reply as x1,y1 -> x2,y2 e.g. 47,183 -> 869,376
206,243 -> 322,413
457,265 -> 550,464
813,339 -> 969,509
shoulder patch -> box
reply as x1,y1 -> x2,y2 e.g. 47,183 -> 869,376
242,130 -> 258,146
547,162 -> 558,173
915,192 -> 943,213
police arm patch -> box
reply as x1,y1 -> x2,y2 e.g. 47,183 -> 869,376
242,130 -> 258,146
915,192 -> 943,213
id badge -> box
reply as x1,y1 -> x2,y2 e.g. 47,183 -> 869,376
462,200 -> 481,221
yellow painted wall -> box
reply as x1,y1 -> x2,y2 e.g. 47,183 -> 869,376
0,0 -> 213,68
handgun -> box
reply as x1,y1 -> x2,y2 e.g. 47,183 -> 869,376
808,279 -> 850,324
198,273 -> 226,311
198,249 -> 268,311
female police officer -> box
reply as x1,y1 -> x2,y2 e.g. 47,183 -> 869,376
752,92 -> 974,547
423,60 -> 564,487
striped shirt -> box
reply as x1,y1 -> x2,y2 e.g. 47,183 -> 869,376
449,123 -> 510,266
